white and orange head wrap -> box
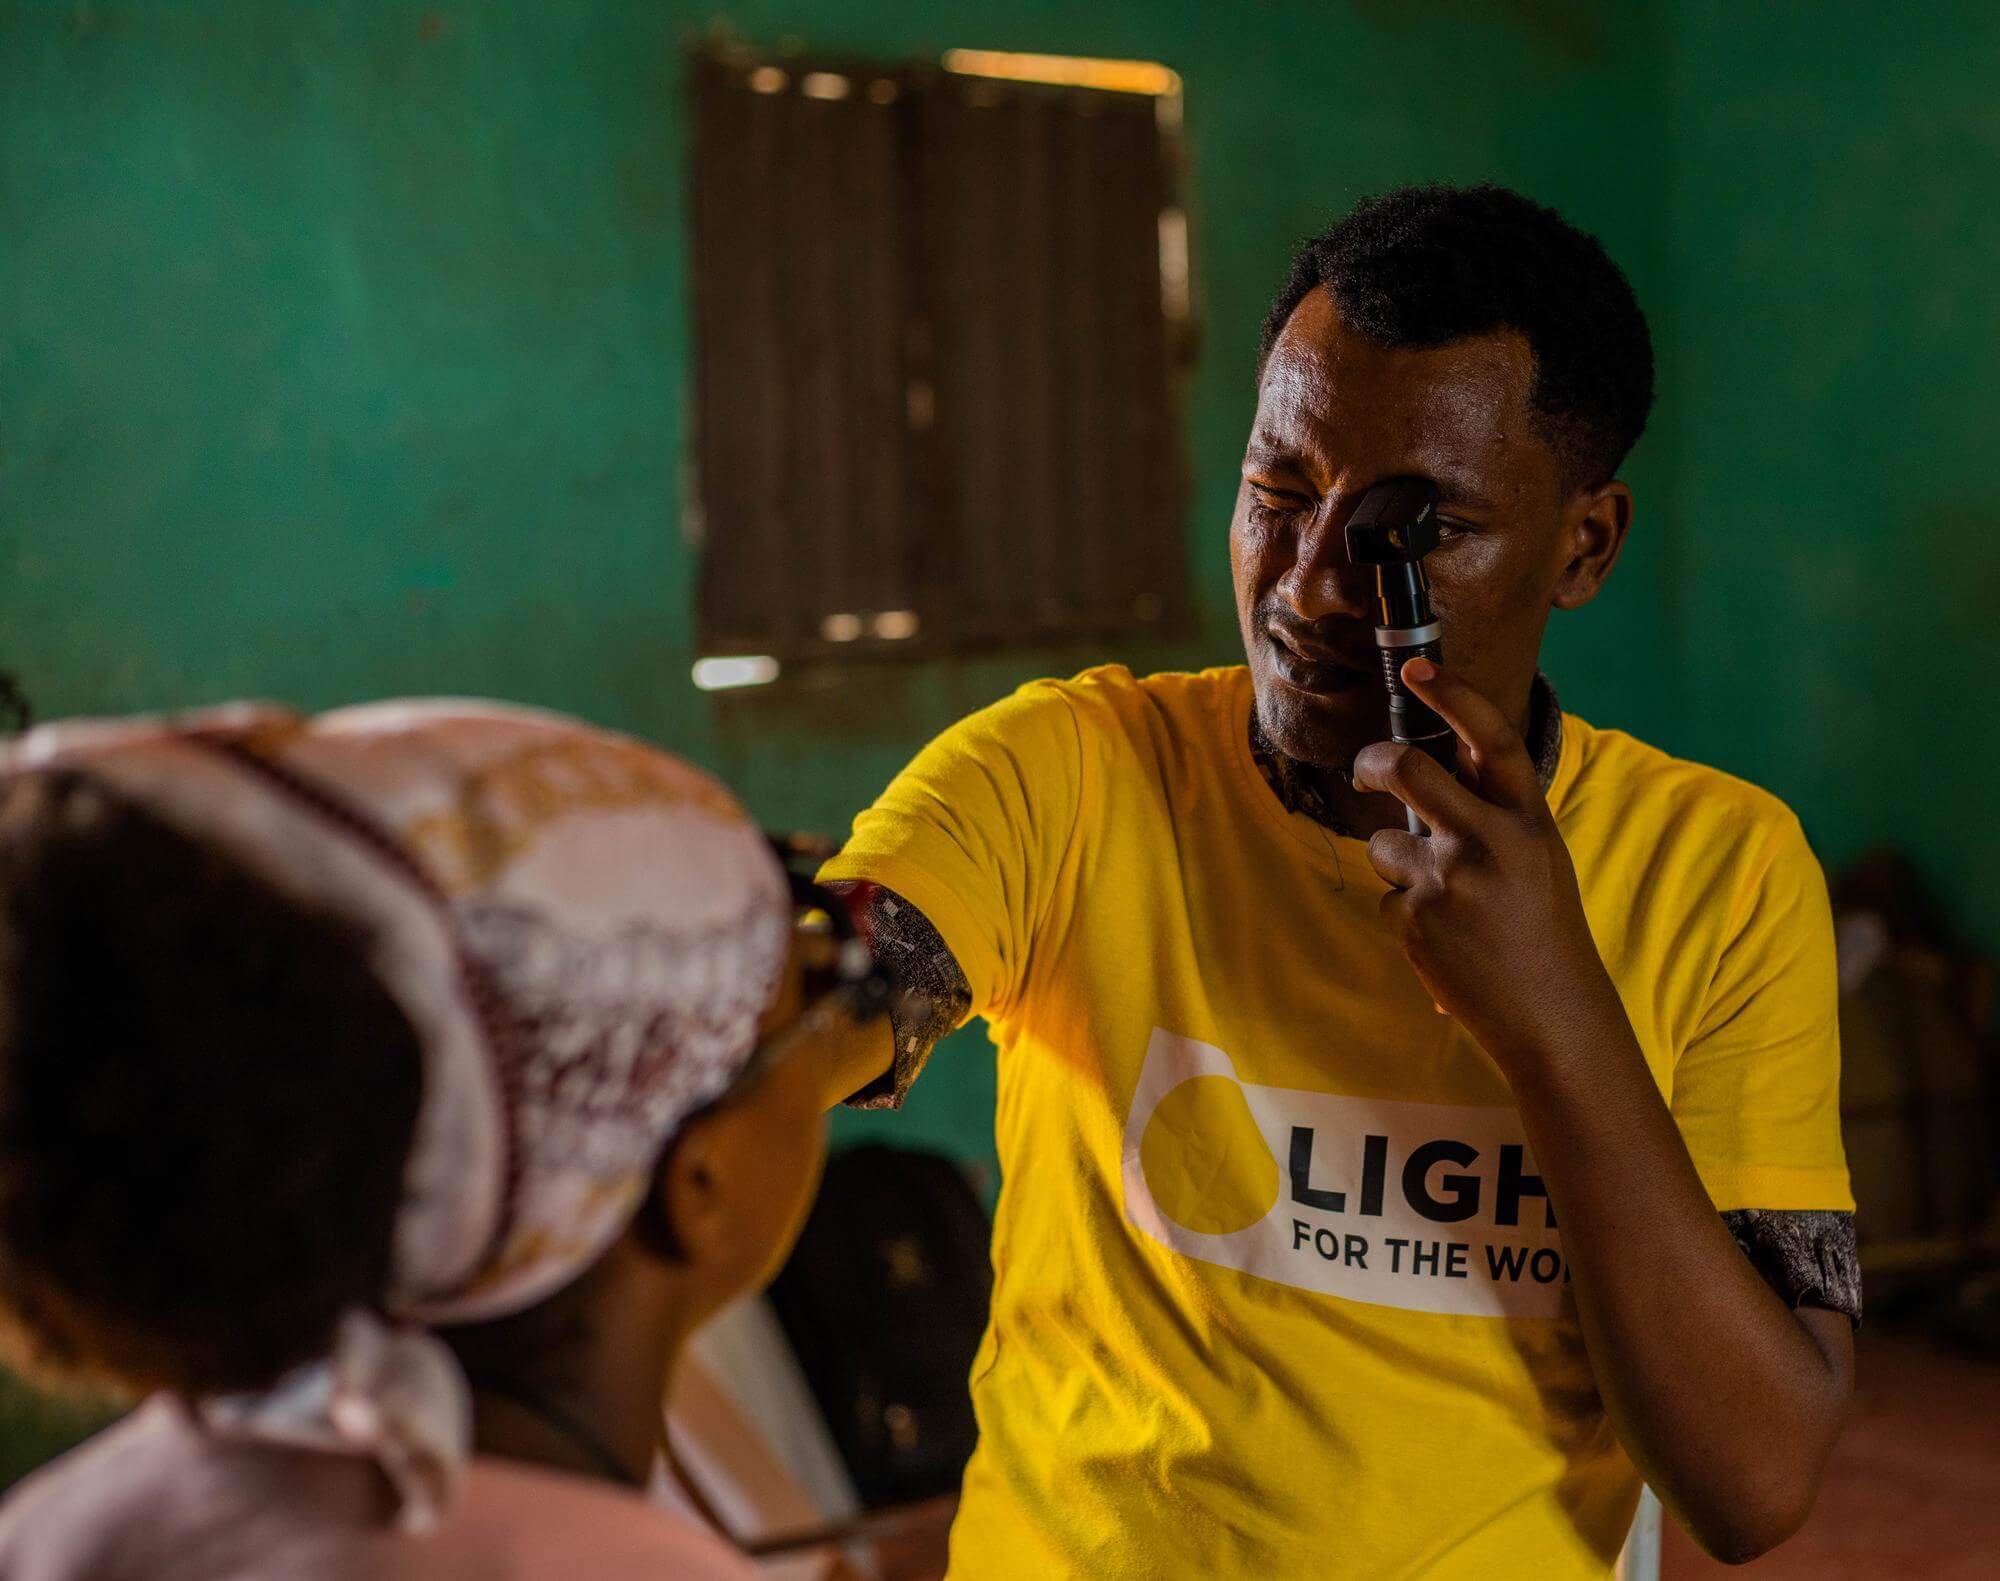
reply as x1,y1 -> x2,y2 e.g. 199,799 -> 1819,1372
0,699 -> 792,1526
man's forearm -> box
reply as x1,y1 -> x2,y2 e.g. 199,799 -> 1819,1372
817,1012 -> 898,1113
1496,982 -> 1850,1561
1350,663 -> 1853,1559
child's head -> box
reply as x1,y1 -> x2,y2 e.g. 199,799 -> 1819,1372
0,770 -> 424,1395
0,702 -> 855,1511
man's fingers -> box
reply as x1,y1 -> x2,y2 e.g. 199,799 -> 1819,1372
1352,737 -> 1489,836
1366,827 -> 1429,891
1400,657 -> 1543,812
1376,877 -> 1451,1016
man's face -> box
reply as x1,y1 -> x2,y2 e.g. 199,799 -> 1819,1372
1232,289 -> 1612,771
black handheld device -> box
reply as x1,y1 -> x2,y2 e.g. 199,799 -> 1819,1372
1344,477 -> 1455,835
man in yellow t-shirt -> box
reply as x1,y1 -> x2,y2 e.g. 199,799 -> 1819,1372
817,185 -> 1857,1579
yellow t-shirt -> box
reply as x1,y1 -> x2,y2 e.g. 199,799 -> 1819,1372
822,664 -> 1851,1581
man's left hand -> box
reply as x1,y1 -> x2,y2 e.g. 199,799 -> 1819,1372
1351,657 -> 1621,1071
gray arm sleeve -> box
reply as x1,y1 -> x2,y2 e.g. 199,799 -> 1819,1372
1721,1208 -> 1862,1326
828,881 -> 973,1111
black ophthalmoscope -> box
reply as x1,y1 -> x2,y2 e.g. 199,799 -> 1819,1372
1344,476 -> 1455,836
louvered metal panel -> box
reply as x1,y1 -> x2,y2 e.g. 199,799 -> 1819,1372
690,50 -> 1188,661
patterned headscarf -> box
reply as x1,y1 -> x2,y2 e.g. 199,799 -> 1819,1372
0,699 -> 791,1526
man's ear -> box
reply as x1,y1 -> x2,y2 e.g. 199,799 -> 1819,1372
1551,479 -> 1633,612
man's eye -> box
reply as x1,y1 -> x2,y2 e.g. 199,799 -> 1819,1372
1246,488 -> 1308,524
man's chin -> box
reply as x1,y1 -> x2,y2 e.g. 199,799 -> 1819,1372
1250,671 -> 1384,770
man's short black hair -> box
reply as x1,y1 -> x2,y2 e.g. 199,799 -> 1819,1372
1259,183 -> 1655,489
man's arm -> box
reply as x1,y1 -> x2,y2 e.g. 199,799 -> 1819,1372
811,678 -> 1083,1113
1354,659 -> 1852,1565
817,880 -> 973,1112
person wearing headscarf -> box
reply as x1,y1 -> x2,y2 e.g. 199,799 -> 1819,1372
0,699 -> 892,1579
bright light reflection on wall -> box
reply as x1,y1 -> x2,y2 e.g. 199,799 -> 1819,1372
941,49 -> 1181,98
692,655 -> 781,690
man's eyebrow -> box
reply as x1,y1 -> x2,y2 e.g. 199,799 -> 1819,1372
1242,438 -> 1310,473
1244,429 -> 1495,508
1430,471 -> 1495,511
1372,455 -> 1494,512
1245,449 -> 1495,512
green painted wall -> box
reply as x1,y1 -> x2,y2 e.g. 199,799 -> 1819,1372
0,0 -> 1994,1470
1659,1 -> 2000,946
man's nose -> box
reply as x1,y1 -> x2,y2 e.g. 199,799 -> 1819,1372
1273,505 -> 1374,624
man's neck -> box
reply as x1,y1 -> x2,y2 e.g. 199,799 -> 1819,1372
1249,672 -> 1564,838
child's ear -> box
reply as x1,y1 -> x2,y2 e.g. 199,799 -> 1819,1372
642,1116 -> 731,1268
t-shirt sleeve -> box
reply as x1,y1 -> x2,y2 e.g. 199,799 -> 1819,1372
818,680 -> 1084,1028
1670,809 -> 1855,1213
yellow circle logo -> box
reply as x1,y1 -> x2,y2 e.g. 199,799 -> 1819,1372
1138,1074 -> 1280,1235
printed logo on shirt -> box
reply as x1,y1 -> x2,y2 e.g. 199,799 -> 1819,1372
1122,1028 -> 1569,1318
